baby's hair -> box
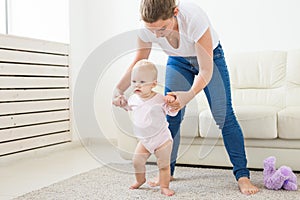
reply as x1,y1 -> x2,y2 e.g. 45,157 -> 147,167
140,0 -> 177,23
134,59 -> 158,81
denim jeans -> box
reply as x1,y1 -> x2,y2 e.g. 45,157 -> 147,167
164,43 -> 250,180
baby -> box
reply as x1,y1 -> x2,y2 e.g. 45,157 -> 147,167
114,59 -> 177,196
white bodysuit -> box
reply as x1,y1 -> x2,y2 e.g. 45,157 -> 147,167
128,93 -> 178,153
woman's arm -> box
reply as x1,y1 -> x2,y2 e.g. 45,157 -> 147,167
167,28 -> 213,111
191,27 -> 213,93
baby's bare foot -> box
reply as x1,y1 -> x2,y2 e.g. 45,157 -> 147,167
129,180 -> 146,190
238,177 -> 259,195
148,176 -> 174,187
161,188 -> 175,196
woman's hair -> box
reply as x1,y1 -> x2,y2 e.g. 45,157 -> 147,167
140,0 -> 177,23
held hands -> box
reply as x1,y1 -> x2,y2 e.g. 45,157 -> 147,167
112,89 -> 132,111
165,90 -> 196,112
164,94 -> 176,104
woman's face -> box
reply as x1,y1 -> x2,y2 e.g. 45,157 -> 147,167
144,18 -> 174,38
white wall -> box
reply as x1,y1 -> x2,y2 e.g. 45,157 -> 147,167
70,0 -> 141,141
196,0 -> 300,53
70,0 -> 300,141
70,0 -> 140,85
0,0 -> 5,34
8,0 -> 69,43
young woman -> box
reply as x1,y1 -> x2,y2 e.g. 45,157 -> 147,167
113,0 -> 259,195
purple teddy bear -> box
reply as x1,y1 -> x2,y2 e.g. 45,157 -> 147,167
263,156 -> 298,191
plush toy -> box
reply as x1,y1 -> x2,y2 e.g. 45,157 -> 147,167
263,156 -> 298,191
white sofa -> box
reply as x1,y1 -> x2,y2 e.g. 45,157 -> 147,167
116,49 -> 300,171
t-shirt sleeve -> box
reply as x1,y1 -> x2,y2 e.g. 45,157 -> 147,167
188,6 -> 210,42
138,28 -> 154,43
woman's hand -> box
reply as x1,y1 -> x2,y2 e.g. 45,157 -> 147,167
112,94 -> 127,107
165,90 -> 195,112
164,94 -> 176,104
112,89 -> 132,111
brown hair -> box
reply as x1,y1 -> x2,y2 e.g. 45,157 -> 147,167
140,0 -> 177,23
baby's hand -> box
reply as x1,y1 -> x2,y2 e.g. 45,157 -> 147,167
164,94 -> 178,116
164,94 -> 176,103
112,95 -> 127,107
112,95 -> 132,111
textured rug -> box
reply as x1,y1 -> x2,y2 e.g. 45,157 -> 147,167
15,163 -> 300,200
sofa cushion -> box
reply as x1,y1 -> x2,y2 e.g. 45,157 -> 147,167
286,50 -> 300,106
181,114 -> 199,138
231,88 -> 285,108
181,97 -> 202,138
227,51 -> 286,89
179,91 -> 210,138
199,106 -> 279,139
286,50 -> 300,86
278,107 -> 300,139
226,51 -> 286,108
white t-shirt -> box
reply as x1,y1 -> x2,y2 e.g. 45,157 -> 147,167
127,93 -> 177,153
138,0 -> 219,56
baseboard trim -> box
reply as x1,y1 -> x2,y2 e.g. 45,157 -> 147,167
0,137 -> 117,166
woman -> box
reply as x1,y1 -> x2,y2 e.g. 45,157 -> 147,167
113,0 -> 259,195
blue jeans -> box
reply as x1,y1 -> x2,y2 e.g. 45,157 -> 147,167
164,43 -> 249,181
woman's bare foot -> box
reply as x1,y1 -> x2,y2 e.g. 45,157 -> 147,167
129,180 -> 146,190
238,177 -> 259,195
161,188 -> 175,196
148,176 -> 174,187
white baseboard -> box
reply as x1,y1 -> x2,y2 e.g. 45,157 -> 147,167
0,137 -> 117,166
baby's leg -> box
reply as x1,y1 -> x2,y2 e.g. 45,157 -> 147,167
154,140 -> 175,196
130,142 -> 150,189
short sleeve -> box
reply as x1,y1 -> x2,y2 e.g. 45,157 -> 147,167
138,28 -> 155,43
188,7 -> 210,42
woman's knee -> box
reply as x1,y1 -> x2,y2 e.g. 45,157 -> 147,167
211,106 -> 237,129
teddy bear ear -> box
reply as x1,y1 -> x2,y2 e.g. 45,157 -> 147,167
269,156 -> 276,160
263,156 -> 275,165
264,156 -> 276,162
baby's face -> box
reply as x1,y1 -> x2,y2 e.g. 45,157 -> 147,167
131,68 -> 156,98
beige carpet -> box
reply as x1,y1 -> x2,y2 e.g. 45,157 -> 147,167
15,163 -> 299,200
